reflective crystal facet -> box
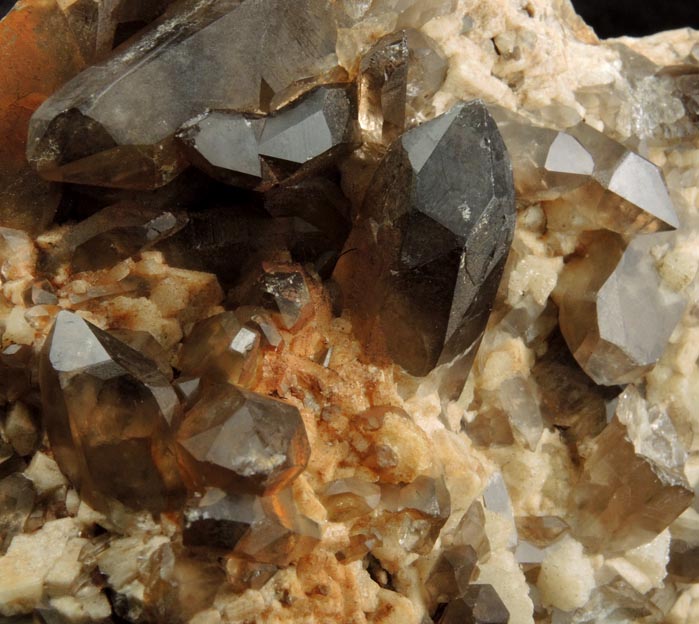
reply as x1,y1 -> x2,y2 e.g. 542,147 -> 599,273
177,84 -> 356,189
176,384 -> 310,495
183,488 -> 258,551
492,106 -> 680,234
555,231 -> 686,385
334,100 -> 515,390
39,311 -> 183,514
573,386 -> 692,552
27,0 -> 340,189
177,312 -> 261,386
426,544 -> 478,604
437,584 -> 510,624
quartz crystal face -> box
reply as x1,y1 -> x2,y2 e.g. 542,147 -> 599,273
39,311 -> 183,515
177,84 -> 357,189
177,312 -> 261,386
574,386 -> 693,553
26,0 -> 341,189
334,99 -> 516,388
492,106 -> 680,234
437,584 -> 510,624
555,231 -> 686,385
176,383 -> 310,495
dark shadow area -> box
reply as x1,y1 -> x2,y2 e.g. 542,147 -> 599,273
572,0 -> 699,38
0,0 -> 16,19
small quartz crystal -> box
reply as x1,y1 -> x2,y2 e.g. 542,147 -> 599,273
176,383 -> 310,495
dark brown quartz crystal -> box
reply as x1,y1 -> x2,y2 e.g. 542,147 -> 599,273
334,100 -> 516,393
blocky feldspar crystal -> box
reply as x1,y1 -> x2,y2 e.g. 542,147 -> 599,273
39,311 -> 183,514
334,100 -> 515,389
27,0 -> 341,189
176,383 -> 310,496
555,231 -> 686,385
177,312 -> 261,387
49,202 -> 187,272
183,488 -> 258,551
573,386 -> 693,553
491,106 -> 680,234
177,84 -> 356,189
437,584 -> 510,624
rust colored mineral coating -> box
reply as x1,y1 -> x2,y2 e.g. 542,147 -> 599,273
39,311 -> 184,515
176,383 -> 310,496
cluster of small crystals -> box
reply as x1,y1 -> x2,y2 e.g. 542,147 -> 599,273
0,1 -> 699,624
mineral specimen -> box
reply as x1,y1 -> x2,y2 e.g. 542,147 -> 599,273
574,386 -> 693,552
26,0 -> 341,189
1,0 -> 699,622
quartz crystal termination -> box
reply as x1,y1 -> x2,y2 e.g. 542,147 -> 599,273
554,231 -> 686,385
176,383 -> 310,496
39,311 -> 183,515
491,106 -> 680,234
26,0 -> 341,189
573,386 -> 692,553
335,99 -> 516,390
176,84 -> 357,189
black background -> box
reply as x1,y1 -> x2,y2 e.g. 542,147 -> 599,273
0,1 -> 698,41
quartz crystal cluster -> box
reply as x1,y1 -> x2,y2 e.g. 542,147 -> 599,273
1,1 -> 699,624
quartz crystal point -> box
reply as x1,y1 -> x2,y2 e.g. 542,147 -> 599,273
358,31 -> 409,144
49,202 -> 187,272
27,0 -> 340,189
177,312 -> 261,386
437,584 -> 510,624
234,486 -> 321,565
334,100 -> 516,390
555,231 -> 686,385
39,311 -> 183,514
183,488 -> 258,551
425,544 -> 478,604
491,106 -> 680,233
177,84 -> 356,189
176,383 -> 310,496
230,263 -> 313,331
573,386 -> 692,553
